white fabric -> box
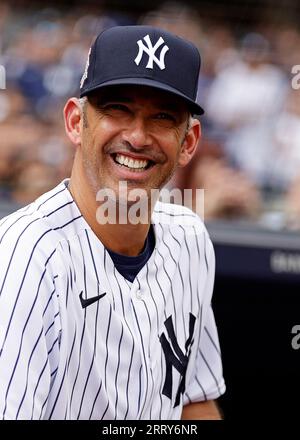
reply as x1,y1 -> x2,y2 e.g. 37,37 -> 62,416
0,179 -> 225,420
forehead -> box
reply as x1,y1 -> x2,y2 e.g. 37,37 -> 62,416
88,85 -> 189,113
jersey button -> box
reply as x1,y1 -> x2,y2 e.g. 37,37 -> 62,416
136,291 -> 142,300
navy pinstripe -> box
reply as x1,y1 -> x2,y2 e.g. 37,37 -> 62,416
0,180 -> 225,419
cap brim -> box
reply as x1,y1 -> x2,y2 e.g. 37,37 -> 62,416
80,77 -> 204,116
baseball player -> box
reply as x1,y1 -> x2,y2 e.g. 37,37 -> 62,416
0,25 -> 225,419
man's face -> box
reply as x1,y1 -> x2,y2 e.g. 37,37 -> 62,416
77,85 -> 194,201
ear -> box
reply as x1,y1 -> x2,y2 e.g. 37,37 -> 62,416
177,118 -> 201,167
63,98 -> 83,147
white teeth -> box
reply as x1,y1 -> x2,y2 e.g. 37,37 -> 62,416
118,155 -> 124,165
114,154 -> 149,170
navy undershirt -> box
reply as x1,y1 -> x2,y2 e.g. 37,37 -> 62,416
106,225 -> 156,282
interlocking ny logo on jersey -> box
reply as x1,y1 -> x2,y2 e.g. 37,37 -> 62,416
134,34 -> 169,70
160,313 -> 196,407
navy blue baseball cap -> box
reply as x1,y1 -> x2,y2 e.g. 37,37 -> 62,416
79,25 -> 204,115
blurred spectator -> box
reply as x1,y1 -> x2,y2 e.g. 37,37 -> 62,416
190,157 -> 262,221
206,32 -> 288,189
0,88 -> 26,122
0,116 -> 45,182
285,175 -> 300,230
172,140 -> 262,221
273,27 -> 300,74
0,0 -> 300,230
270,90 -> 300,190
11,160 -> 59,205
140,2 -> 203,45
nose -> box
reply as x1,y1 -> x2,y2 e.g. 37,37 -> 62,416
121,117 -> 152,149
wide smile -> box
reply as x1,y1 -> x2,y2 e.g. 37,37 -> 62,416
108,152 -> 157,180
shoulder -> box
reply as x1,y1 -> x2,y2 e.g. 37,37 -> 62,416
152,201 -> 213,257
152,200 -> 207,235
0,180 -> 85,266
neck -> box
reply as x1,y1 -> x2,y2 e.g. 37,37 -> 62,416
68,162 -> 152,257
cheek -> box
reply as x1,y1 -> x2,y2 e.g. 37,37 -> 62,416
81,128 -> 100,171
82,122 -> 111,153
162,134 -> 184,163
97,118 -> 117,134
93,121 -> 122,151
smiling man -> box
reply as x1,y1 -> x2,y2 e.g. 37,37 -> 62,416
0,26 -> 225,420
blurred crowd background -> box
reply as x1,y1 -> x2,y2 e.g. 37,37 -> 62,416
1,0 -> 300,229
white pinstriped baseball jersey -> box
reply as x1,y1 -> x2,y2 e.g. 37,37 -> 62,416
0,179 -> 225,420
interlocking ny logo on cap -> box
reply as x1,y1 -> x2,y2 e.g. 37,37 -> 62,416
134,34 -> 169,70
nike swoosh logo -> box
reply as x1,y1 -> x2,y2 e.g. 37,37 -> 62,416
79,291 -> 107,309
